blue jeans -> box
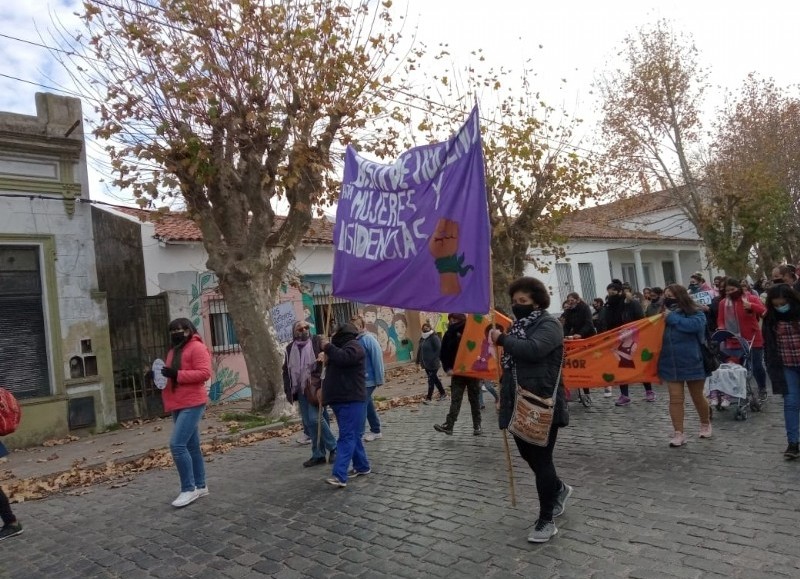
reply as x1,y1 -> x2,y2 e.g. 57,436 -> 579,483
331,401 -> 370,483
364,385 -> 381,435
298,394 -> 336,459
478,380 -> 498,408
783,367 -> 800,444
170,405 -> 206,492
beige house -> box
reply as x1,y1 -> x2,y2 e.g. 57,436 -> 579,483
0,94 -> 115,447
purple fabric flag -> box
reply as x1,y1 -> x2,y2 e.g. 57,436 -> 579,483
332,106 -> 491,313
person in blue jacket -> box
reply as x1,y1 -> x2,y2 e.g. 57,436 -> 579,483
351,315 -> 386,442
657,284 -> 712,448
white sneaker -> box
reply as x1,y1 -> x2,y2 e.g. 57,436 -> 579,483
171,490 -> 200,508
363,432 -> 382,442
195,486 -> 209,498
603,387 -> 613,398
296,434 -> 312,445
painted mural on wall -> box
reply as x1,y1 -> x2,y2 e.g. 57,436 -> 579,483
356,305 -> 412,364
181,272 -> 308,403
418,311 -> 449,336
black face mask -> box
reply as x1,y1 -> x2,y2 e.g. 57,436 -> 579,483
294,330 -> 310,341
607,294 -> 624,305
171,332 -> 187,347
512,304 -> 535,320
663,298 -> 678,310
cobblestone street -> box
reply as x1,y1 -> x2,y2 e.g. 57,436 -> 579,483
2,389 -> 799,579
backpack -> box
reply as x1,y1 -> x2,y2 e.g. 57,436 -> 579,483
0,387 -> 21,436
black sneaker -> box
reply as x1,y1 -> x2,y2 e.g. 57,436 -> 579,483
758,389 -> 768,402
434,423 -> 453,435
473,426 -> 483,436
303,457 -> 326,467
348,468 -> 371,478
784,443 -> 800,460
0,522 -> 22,542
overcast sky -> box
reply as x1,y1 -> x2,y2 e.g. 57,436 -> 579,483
1,0 -> 798,207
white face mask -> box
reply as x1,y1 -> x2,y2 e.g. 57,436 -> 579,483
421,330 -> 434,339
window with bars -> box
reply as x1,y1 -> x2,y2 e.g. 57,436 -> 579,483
208,300 -> 240,353
0,245 -> 52,399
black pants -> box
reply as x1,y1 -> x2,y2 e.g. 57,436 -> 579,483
514,426 -> 561,522
424,369 -> 446,400
444,375 -> 481,429
0,487 -> 15,525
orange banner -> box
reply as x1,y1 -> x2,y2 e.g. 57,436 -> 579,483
453,311 -> 513,380
563,314 -> 665,388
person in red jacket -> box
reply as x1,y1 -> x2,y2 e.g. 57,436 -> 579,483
716,277 -> 768,399
160,318 -> 212,508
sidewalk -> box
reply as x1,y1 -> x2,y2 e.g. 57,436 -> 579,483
0,364 -> 429,489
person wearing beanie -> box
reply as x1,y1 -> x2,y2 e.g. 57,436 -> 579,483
598,280 -> 656,406
434,313 -> 483,436
321,323 -> 370,488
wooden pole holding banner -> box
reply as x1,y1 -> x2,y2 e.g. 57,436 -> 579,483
317,286 -> 335,448
481,121 -> 517,507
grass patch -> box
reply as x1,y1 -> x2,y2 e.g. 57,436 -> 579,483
220,412 -> 269,433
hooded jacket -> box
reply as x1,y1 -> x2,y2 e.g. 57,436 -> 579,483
161,334 -> 211,413
322,324 -> 366,406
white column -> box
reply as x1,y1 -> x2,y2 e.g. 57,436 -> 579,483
672,250 -> 683,285
633,249 -> 645,292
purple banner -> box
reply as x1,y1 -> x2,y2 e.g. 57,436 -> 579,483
332,106 -> 490,314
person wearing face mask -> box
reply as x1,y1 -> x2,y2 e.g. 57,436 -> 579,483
282,320 -> 336,468
561,292 -> 596,403
598,280 -> 655,405
417,321 -> 447,403
160,318 -> 212,508
762,284 -> 800,459
488,276 -> 570,543
656,285 -> 711,447
433,313 -> 483,436
687,272 -> 716,296
716,277 -> 768,400
320,323 -> 369,488
645,287 -> 664,316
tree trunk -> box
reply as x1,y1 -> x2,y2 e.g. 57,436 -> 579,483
213,257 -> 294,419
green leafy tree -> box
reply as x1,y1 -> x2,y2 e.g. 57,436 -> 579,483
704,75 -> 796,276
58,0 -> 406,414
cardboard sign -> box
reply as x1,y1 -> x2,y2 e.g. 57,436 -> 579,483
691,290 -> 714,306
453,311 -> 512,380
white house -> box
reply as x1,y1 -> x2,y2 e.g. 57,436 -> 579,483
0,94 -> 116,446
531,192 -> 724,305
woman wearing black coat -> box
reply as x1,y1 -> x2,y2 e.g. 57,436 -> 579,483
561,292 -> 596,402
490,277 -> 570,544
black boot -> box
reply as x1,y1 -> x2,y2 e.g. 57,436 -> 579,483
784,443 -> 800,460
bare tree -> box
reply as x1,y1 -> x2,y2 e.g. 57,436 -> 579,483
56,0 -> 408,415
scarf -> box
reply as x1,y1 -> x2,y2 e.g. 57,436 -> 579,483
723,298 -> 741,335
502,309 -> 545,369
421,330 -> 434,339
288,339 -> 316,395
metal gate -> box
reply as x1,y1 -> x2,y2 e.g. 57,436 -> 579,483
107,295 -> 170,421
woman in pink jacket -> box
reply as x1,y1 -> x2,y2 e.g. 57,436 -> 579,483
716,278 -> 768,399
160,318 -> 212,508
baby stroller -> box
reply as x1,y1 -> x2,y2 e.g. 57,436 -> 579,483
705,330 -> 762,421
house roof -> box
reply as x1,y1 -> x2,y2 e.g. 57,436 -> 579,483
112,206 -> 334,245
557,191 -> 692,242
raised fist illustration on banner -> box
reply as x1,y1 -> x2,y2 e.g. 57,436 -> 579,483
428,218 -> 474,296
